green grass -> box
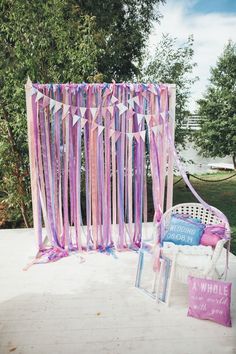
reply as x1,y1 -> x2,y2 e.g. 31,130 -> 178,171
173,172 -> 236,255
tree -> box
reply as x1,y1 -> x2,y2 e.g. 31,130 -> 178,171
0,0 -> 165,227
0,0 -> 100,227
142,34 -> 198,146
79,0 -> 165,81
194,41 -> 236,168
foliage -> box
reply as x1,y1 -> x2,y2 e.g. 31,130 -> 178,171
0,0 -> 165,227
142,34 -> 198,146
0,0 -> 101,227
79,0 -> 164,81
195,41 -> 236,167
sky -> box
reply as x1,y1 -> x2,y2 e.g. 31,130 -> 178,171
149,0 -> 236,112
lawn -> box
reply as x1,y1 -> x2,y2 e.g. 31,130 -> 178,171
173,171 -> 236,255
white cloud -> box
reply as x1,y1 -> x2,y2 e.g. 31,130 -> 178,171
149,0 -> 236,111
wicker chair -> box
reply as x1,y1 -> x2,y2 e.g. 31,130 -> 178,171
159,203 -> 230,305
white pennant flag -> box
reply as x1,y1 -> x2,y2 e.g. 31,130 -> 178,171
133,96 -> 140,106
81,118 -> 88,128
79,107 -> 87,118
151,125 -> 161,136
90,107 -> 98,120
71,106 -> 77,117
109,128 -> 115,138
140,130 -> 146,142
137,113 -> 144,125
73,115 -> 80,126
31,87 -> 38,96
107,105 -> 114,116
127,97 -> 134,108
126,132 -> 133,142
54,101 -> 62,113
62,104 -> 70,118
148,85 -> 157,95
98,125 -> 104,136
134,132 -> 140,142
117,103 -> 128,116
50,99 -> 56,111
42,96 -> 50,108
145,114 -> 152,125
152,125 -> 158,135
35,90 -> 44,102
110,95 -> 118,104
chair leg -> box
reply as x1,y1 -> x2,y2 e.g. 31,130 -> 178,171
155,259 -> 164,302
135,251 -> 144,288
166,254 -> 176,306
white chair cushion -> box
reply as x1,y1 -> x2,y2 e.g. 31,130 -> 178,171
162,242 -> 213,270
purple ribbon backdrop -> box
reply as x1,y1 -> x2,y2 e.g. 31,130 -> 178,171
25,81 -> 174,262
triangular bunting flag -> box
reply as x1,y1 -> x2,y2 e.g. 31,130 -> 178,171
109,128 -> 115,138
107,105 -> 114,116
54,101 -> 62,114
35,90 -> 44,102
145,114 -> 152,125
71,106 -> 77,117
133,132 -> 140,143
62,104 -> 70,118
42,96 -> 50,108
79,107 -> 87,118
98,125 -> 104,136
50,99 -> 56,111
137,113 -> 144,125
127,97 -> 134,109
148,84 -> 157,95
117,103 -> 128,116
73,115 -> 80,126
133,96 -> 140,106
81,118 -> 88,128
126,132 -> 133,142
151,126 -> 159,136
90,107 -> 98,120
31,87 -> 38,96
157,124 -> 163,134
110,95 -> 118,104
140,130 -> 146,142
115,131 -> 121,142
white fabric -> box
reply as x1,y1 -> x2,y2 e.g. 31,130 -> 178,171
162,242 -> 213,255
162,242 -> 213,270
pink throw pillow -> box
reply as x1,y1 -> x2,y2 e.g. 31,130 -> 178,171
200,224 -> 226,247
200,233 -> 221,246
188,276 -> 232,327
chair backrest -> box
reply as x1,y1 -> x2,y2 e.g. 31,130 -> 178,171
163,203 -> 230,234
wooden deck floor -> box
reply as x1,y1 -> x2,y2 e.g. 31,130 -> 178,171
0,228 -> 235,354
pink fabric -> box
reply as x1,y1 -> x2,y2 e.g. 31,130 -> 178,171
200,233 -> 221,246
200,224 -> 226,246
188,276 -> 232,327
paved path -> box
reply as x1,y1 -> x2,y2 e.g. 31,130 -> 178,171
0,228 -> 235,354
